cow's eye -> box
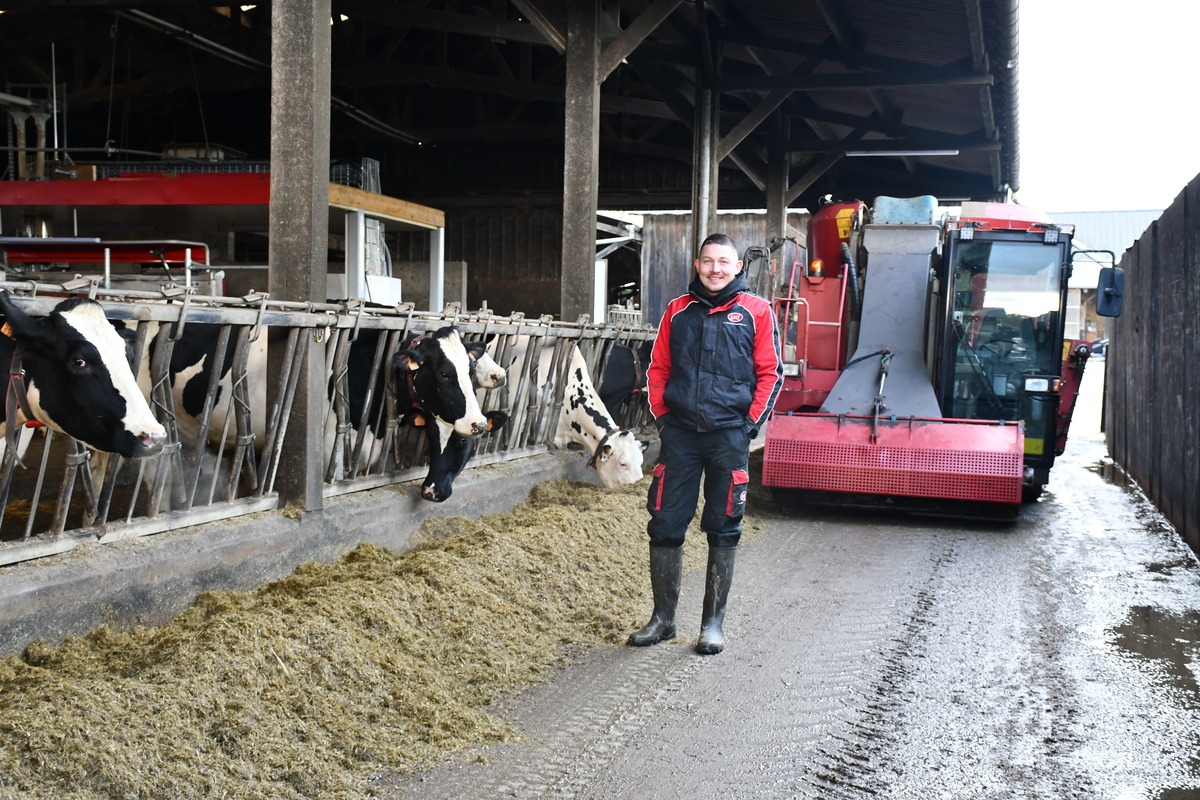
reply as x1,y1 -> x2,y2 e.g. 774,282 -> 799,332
71,357 -> 88,370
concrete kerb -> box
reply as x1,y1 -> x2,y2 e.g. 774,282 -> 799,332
0,447 -> 650,657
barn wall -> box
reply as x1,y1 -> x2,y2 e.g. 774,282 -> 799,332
392,206 -> 811,323
641,211 -> 808,325
1106,175 -> 1199,552
393,207 -> 567,317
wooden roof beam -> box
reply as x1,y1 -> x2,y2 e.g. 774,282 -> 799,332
339,0 -> 551,46
718,67 -> 993,93
963,0 -> 1004,189
598,0 -> 684,80
717,87 -> 792,162
785,125 -> 870,205
508,0 -> 566,54
785,134 -> 1001,155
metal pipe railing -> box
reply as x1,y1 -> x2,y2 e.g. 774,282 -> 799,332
0,280 -> 657,567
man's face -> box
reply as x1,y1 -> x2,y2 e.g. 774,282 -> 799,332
694,243 -> 742,295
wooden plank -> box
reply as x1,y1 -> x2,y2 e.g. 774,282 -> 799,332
1155,201 -> 1186,524
328,183 -> 445,229
1181,177 -> 1200,550
1106,236 -> 1129,466
1135,224 -> 1157,497
1119,228 -> 1152,490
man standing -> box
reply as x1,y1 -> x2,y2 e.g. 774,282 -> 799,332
629,232 -> 783,655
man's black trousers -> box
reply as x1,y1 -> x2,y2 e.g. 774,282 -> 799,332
646,425 -> 750,549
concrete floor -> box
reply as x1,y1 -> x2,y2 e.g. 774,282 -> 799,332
376,360 -> 1200,799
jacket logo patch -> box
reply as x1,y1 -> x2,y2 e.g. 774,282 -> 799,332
726,312 -> 745,323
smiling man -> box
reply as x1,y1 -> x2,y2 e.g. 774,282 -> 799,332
629,233 -> 784,655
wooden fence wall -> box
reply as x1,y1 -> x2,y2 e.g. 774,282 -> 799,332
1105,176 -> 1200,552
641,211 -> 809,325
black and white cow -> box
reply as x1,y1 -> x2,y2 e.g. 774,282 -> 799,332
398,417 -> 507,502
554,343 -> 647,487
151,321 -> 266,457
465,337 -> 507,392
80,319 -> 264,509
120,319 -> 504,504
393,327 -> 507,501
0,291 -> 166,459
498,336 -> 647,488
332,325 -> 505,483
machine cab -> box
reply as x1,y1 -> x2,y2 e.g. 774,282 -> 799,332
936,205 -> 1073,471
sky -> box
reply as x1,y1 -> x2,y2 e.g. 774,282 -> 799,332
1015,0 -> 1200,213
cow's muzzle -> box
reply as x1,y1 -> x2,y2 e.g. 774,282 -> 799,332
127,429 -> 168,459
421,482 -> 450,502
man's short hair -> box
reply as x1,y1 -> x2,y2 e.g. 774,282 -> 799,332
700,232 -> 737,252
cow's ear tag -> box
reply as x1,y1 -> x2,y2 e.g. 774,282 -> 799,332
401,410 -> 428,427
1,322 -> 14,340
402,353 -> 421,371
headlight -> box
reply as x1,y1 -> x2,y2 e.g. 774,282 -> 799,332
1023,376 -> 1061,393
782,363 -> 801,377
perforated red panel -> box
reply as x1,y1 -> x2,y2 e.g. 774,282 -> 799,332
763,413 -> 1023,504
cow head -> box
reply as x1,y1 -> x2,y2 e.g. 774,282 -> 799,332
394,326 -> 490,437
464,338 -> 507,390
556,344 -> 648,488
0,292 -> 166,458
589,429 -> 649,488
402,407 -> 508,502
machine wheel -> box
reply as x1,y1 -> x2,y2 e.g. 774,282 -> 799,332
1022,484 -> 1045,503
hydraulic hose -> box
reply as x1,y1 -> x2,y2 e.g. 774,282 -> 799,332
841,241 -> 862,320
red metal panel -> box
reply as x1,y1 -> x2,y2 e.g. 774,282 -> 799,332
1,240 -> 209,264
955,202 -> 1053,229
1055,339 -> 1092,455
795,274 -> 846,370
763,412 -> 1024,504
0,173 -> 271,206
773,368 -> 840,413
798,201 -> 859,371
807,201 -> 860,277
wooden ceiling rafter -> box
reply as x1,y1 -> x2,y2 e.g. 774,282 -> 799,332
0,1 -> 1019,209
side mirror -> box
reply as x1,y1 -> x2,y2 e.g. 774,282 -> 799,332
1096,266 -> 1125,317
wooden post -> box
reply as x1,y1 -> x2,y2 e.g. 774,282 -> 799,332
560,0 -> 601,321
268,0 -> 331,512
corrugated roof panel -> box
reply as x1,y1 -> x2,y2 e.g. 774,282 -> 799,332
1049,209 -> 1163,255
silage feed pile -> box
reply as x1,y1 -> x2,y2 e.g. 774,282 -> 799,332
0,477 -> 709,800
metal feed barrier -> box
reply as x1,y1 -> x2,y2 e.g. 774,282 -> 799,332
0,281 -> 656,567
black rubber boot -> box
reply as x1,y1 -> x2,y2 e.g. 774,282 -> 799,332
627,545 -> 683,646
696,546 -> 736,655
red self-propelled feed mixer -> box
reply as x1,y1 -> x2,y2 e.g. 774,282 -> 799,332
760,196 -> 1124,517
